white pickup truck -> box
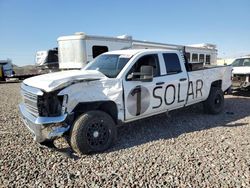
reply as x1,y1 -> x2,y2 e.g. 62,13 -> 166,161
19,49 -> 232,154
231,56 -> 250,90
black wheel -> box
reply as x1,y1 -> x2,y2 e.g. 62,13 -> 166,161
203,87 -> 224,114
70,110 -> 117,154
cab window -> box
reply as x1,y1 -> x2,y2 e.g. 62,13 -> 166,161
232,58 -> 250,67
85,54 -> 131,78
243,58 -> 250,66
163,53 -> 182,74
128,54 -> 160,77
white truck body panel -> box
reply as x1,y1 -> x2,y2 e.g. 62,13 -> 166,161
23,70 -> 106,92
187,67 -> 232,105
58,78 -> 125,121
233,66 -> 250,75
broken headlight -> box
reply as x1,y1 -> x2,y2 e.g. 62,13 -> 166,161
38,92 -> 64,117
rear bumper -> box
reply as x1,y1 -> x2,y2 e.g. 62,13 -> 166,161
19,103 -> 70,143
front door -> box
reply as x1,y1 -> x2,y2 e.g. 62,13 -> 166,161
123,54 -> 162,121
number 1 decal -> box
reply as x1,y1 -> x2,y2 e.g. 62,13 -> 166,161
127,85 -> 150,116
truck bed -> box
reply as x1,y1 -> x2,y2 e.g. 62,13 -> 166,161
187,62 -> 229,72
188,64 -> 232,94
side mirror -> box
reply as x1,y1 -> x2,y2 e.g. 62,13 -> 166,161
127,65 -> 153,82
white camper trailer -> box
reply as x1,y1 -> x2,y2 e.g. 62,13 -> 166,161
57,32 -> 217,69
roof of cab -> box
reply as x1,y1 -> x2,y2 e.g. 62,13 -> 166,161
104,49 -> 178,56
235,55 -> 250,59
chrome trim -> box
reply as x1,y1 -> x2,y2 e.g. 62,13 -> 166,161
35,115 -> 68,125
19,103 -> 69,142
21,83 -> 43,95
19,103 -> 67,125
21,86 -> 39,117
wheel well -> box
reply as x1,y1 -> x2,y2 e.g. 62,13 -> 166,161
73,101 -> 118,124
211,80 -> 222,88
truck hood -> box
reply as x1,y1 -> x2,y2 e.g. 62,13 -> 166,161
232,66 -> 250,75
23,70 -> 106,92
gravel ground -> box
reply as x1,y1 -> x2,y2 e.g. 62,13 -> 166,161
0,83 -> 250,187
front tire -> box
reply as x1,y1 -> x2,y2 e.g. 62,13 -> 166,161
203,87 -> 224,114
70,110 -> 117,154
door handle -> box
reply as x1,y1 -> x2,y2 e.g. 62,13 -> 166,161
156,82 -> 165,85
179,78 -> 187,82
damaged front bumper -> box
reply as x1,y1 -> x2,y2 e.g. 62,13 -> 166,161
19,103 -> 70,143
232,74 -> 250,90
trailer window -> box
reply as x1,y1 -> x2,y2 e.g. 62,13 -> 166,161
192,53 -> 198,62
163,53 -> 182,74
199,54 -> 205,63
92,46 -> 109,58
47,50 -> 58,63
205,55 -> 211,64
185,52 -> 190,62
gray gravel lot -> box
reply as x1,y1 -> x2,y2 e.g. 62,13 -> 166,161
0,83 -> 250,187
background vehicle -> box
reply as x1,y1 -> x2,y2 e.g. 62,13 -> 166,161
35,48 -> 59,70
231,56 -> 250,90
0,59 -> 41,82
0,59 -> 14,81
19,49 -> 231,154
57,32 -> 217,69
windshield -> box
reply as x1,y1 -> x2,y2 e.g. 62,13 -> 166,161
85,54 -> 132,78
231,58 -> 250,67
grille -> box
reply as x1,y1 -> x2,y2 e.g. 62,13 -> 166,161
21,89 -> 39,117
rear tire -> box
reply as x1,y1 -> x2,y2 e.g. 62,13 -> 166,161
203,87 -> 224,114
70,110 -> 117,154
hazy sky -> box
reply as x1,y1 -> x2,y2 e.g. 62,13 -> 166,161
0,0 -> 250,66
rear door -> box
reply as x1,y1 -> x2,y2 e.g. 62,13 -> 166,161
159,52 -> 189,110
